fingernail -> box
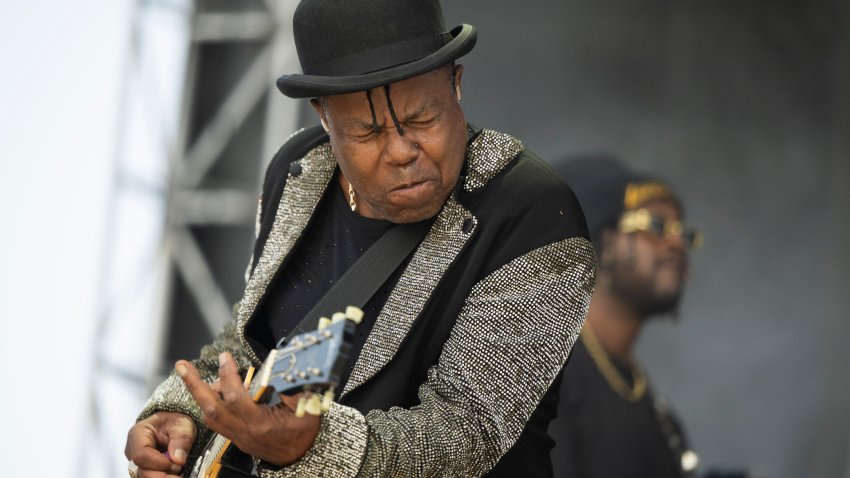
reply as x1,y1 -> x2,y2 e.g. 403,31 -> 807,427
174,448 -> 187,461
171,464 -> 183,474
175,363 -> 187,377
219,352 -> 228,367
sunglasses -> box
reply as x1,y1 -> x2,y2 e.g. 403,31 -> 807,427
618,208 -> 703,250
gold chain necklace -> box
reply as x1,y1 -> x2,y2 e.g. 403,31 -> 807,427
580,326 -> 647,402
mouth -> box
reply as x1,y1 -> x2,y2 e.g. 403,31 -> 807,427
386,178 -> 439,207
655,254 -> 688,272
392,179 -> 430,192
658,255 -> 684,265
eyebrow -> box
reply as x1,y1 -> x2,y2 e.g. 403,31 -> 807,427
341,97 -> 441,132
349,118 -> 379,130
403,103 -> 430,122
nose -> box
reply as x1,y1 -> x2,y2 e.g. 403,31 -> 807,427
664,231 -> 688,253
382,129 -> 420,167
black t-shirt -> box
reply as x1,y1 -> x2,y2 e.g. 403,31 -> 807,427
550,340 -> 687,478
246,174 -> 401,389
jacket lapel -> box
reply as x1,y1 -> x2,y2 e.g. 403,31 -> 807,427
235,128 -> 521,377
237,143 -> 337,365
339,129 -> 523,397
341,196 -> 477,397
340,128 -> 522,397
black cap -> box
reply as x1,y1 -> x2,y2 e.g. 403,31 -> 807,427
554,155 -> 679,251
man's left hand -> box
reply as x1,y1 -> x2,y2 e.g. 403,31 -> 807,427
176,352 -> 321,466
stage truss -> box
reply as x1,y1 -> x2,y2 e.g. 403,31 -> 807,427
83,1 -> 301,476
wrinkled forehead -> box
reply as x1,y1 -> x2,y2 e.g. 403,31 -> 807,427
321,67 -> 455,121
322,66 -> 452,102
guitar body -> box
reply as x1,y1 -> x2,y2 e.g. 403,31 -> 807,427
188,309 -> 359,478
191,435 -> 243,478
192,436 -> 254,478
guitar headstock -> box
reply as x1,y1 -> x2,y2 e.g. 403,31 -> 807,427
248,306 -> 361,415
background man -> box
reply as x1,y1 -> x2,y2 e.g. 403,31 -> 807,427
550,156 -> 702,478
124,0 -> 596,477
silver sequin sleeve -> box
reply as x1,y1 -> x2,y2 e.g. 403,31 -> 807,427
257,236 -> 596,477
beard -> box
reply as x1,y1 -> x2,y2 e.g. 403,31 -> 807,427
607,259 -> 685,320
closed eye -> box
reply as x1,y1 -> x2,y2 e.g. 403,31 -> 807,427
409,117 -> 435,127
405,113 -> 440,129
344,123 -> 381,140
352,129 -> 378,139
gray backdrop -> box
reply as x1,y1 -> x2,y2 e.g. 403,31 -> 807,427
427,0 -> 849,477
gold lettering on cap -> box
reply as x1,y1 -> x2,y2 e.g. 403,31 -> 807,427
624,181 -> 674,209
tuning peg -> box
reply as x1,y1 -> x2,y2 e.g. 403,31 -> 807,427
345,306 -> 364,324
295,396 -> 307,418
304,394 -> 323,416
317,316 -> 331,330
331,312 -> 346,323
322,389 -> 335,413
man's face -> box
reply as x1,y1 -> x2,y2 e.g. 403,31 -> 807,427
311,65 -> 467,223
603,199 -> 690,318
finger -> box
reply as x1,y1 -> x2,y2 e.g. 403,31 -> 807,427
132,446 -> 179,473
176,360 -> 223,422
126,417 -> 181,472
164,415 -> 196,466
125,420 -> 156,459
216,352 -> 247,403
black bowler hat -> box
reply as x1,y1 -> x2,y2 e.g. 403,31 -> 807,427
277,0 -> 477,98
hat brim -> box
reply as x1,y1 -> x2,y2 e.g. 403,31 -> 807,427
276,24 -> 477,98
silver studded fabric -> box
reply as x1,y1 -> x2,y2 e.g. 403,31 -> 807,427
138,139 -> 338,463
339,129 -> 521,394
342,196 -> 477,396
464,129 -> 524,192
256,403 -> 369,478
137,127 -> 596,477
244,196 -> 263,285
236,142 -> 337,365
259,237 -> 596,477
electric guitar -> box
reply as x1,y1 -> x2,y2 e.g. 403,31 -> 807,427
188,306 -> 362,478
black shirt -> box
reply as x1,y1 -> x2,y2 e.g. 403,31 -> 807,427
549,340 -> 687,478
246,174 -> 400,389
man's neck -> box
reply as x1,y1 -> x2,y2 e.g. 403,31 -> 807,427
584,287 -> 643,363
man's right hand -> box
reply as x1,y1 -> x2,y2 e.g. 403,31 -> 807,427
125,411 -> 197,478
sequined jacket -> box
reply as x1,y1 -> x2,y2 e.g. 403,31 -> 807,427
138,125 -> 596,477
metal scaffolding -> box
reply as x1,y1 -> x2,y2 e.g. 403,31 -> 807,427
84,1 -> 301,476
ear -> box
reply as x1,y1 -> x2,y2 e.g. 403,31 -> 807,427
453,64 -> 464,102
310,98 -> 330,132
